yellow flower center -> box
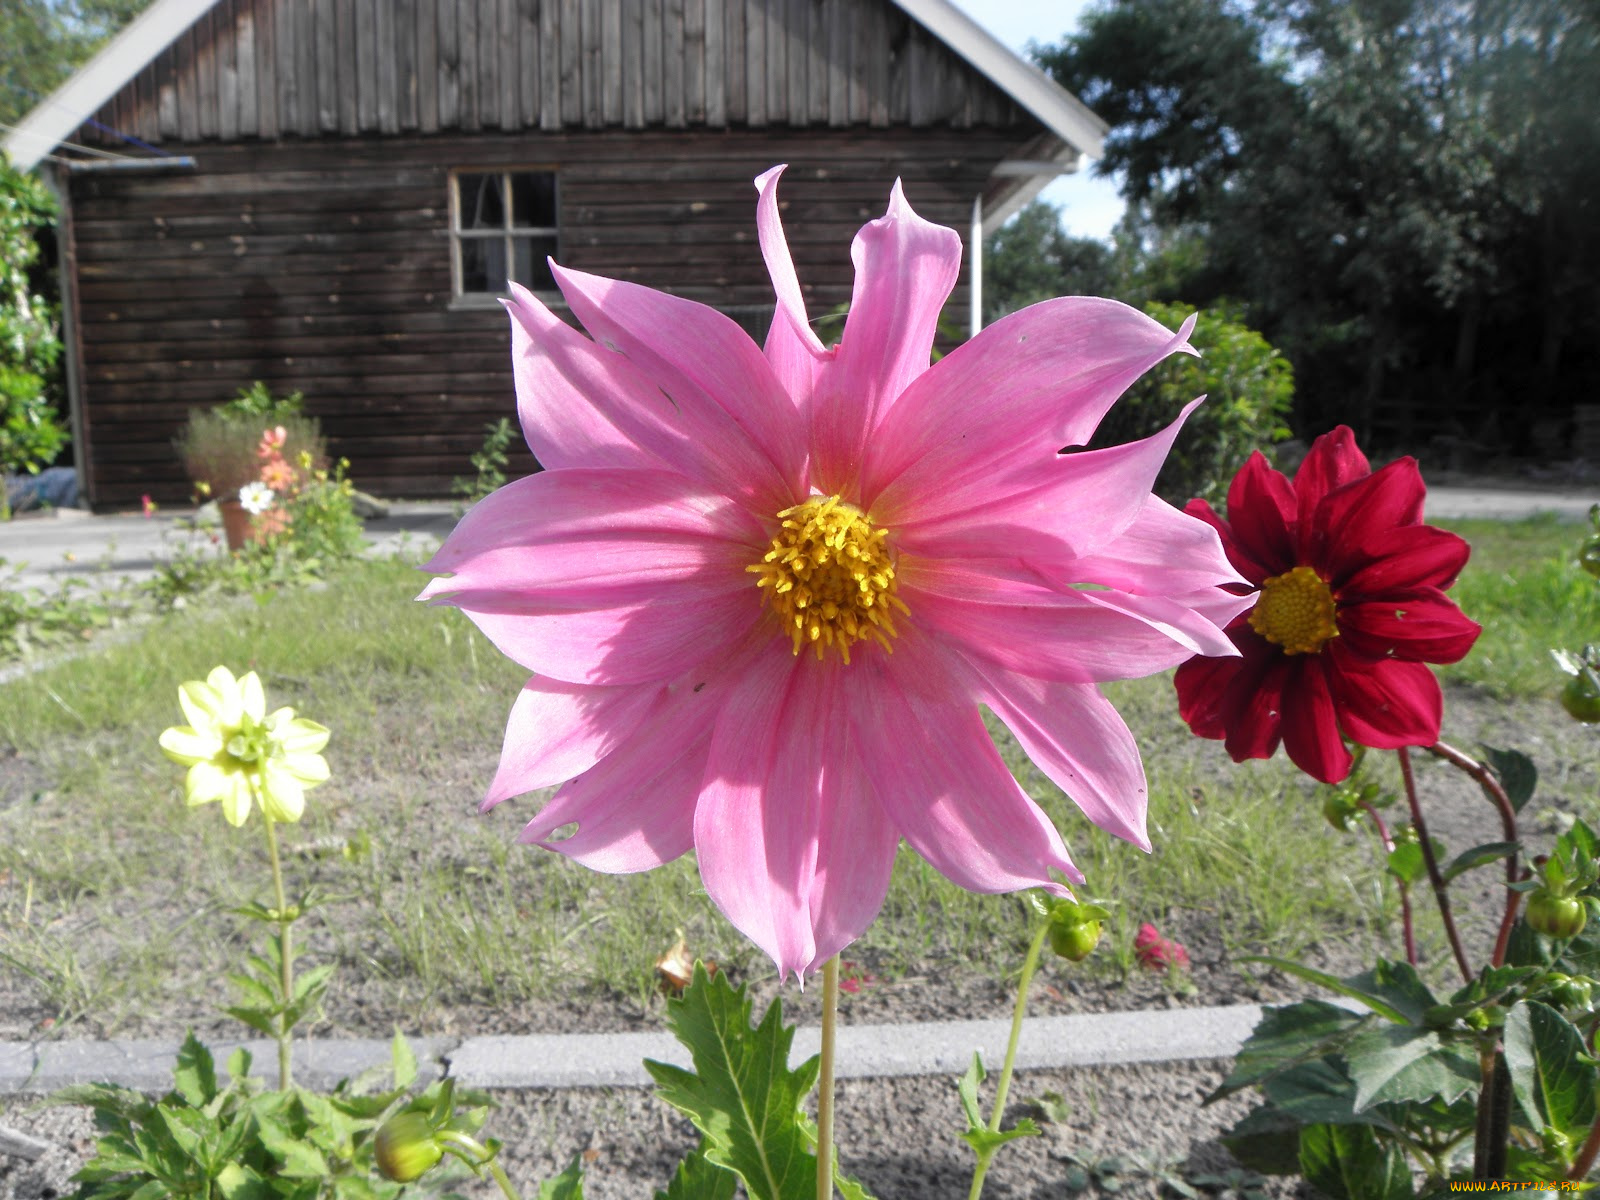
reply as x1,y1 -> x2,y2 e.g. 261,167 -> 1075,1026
748,494 -> 908,664
1248,565 -> 1339,655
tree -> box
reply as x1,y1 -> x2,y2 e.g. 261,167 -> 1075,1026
1,0 -> 153,128
1037,0 -> 1600,453
982,201 -> 1116,321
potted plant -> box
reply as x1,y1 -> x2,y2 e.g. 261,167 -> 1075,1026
174,382 -> 327,550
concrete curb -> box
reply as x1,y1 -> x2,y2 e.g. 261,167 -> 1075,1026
1,1003 -> 1267,1095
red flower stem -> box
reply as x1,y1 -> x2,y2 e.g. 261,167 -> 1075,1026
1360,800 -> 1417,966
1568,1113 -> 1600,1182
1396,747 -> 1473,984
1423,741 -> 1524,968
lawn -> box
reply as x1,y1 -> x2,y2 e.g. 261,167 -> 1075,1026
1,515 -> 1596,1041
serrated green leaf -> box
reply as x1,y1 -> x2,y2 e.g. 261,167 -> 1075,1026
1481,746 -> 1537,813
292,964 -> 336,1003
391,1028 -> 418,1089
48,1081 -> 156,1122
1237,959 -> 1412,1024
255,1117 -> 331,1178
1209,1000 -> 1368,1100
227,1046 -> 254,1084
1505,1000 -> 1598,1143
535,1153 -> 586,1200
644,964 -> 820,1200
1298,1122 -> 1414,1200
1220,1104 -> 1303,1177
655,1150 -> 739,1200
173,1031 -> 218,1108
1341,961 -> 1439,1026
1343,1025 -> 1480,1111
1385,843 -> 1429,886
1441,841 -> 1520,884
228,971 -> 278,1008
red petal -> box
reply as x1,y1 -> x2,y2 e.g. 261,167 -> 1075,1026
1294,427 -> 1370,531
1224,452 -> 1297,574
1220,635 -> 1293,762
1279,658 -> 1354,783
1340,525 -> 1471,597
1174,647 -> 1245,740
1323,643 -> 1443,748
1310,458 -> 1427,580
1184,498 -> 1272,585
1337,589 -> 1482,664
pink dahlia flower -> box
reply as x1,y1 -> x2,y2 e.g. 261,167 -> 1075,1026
419,166 -> 1252,981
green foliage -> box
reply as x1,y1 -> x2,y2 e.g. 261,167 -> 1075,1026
451,418 -> 516,508
0,156 -> 67,477
277,457 -> 368,566
1036,0 -> 1600,450
645,964 -> 829,1200
1088,300 -> 1292,506
981,202 -> 1117,321
174,383 -> 325,499
0,0 -> 153,127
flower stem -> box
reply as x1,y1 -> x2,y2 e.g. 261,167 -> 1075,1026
1360,799 -> 1416,966
1396,747 -> 1473,984
967,920 -> 1050,1200
1425,740 -> 1523,968
262,813 -> 293,1090
440,1132 -> 522,1200
817,955 -> 840,1200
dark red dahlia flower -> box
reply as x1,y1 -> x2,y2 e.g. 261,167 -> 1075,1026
1173,427 -> 1481,784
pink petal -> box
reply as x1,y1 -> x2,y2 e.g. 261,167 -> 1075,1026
1324,642 -> 1444,748
696,653 -> 899,980
504,285 -> 676,473
754,166 -> 828,410
420,469 -> 763,604
891,398 -> 1207,558
482,675 -> 661,809
1185,497 -> 1273,585
812,179 -> 962,495
853,633 -> 1081,894
1278,658 -> 1354,783
902,559 -> 1237,684
552,264 -> 805,511
517,671 -> 726,872
862,300 -> 1196,520
971,661 -> 1152,851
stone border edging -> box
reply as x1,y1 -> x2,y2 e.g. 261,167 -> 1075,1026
0,1003 -> 1267,1095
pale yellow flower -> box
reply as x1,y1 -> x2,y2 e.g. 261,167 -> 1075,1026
158,666 -> 330,826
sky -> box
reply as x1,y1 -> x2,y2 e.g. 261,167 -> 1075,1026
945,0 -> 1125,242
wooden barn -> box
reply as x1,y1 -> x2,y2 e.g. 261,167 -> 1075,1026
4,0 -> 1106,510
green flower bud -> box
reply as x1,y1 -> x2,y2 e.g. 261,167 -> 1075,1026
1580,536 -> 1600,580
1526,890 -> 1588,940
1562,670 -> 1600,724
1545,973 -> 1594,1012
374,1112 -> 444,1183
1322,789 -> 1361,832
1049,918 -> 1103,962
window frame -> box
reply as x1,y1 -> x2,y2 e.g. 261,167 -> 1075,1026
448,168 -> 561,307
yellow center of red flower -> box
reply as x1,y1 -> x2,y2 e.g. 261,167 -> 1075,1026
748,494 -> 908,664
1248,565 -> 1339,655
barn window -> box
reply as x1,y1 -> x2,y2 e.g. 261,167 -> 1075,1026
450,171 -> 559,301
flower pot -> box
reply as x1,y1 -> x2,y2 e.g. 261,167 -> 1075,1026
219,499 -> 288,551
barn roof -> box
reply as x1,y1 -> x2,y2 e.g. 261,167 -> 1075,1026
4,0 -> 1104,218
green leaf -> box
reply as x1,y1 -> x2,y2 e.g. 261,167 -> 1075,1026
1219,1104 -> 1303,1177
224,1005 -> 279,1037
1481,746 -> 1537,813
217,1162 -> 274,1200
644,964 -> 820,1200
1441,841 -> 1520,883
1340,961 -> 1439,1026
537,1154 -> 586,1200
957,1054 -> 987,1131
1237,959 -> 1412,1024
391,1028 -> 418,1089
1298,1122 -> 1415,1200
227,971 -> 278,1008
254,1116 -> 331,1179
47,1081 -> 155,1123
1342,1024 -> 1480,1111
655,1150 -> 739,1200
292,964 -> 336,1003
227,1047 -> 254,1084
1504,1001 -> 1598,1143
959,1118 -> 1040,1157
1209,1000 -> 1368,1100
173,1031 -> 219,1108
1385,842 -> 1430,886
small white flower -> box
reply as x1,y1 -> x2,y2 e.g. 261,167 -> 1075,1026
238,481 -> 276,514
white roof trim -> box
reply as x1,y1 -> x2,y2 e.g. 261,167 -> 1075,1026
890,0 -> 1107,160
3,0 -> 216,172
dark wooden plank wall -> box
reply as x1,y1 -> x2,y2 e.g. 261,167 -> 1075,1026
85,0 -> 1024,148
70,129 -> 1032,507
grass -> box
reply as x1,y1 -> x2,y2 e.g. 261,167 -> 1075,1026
0,516 -> 1595,1038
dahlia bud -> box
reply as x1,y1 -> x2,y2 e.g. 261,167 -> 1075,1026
1526,890 -> 1588,940
1561,670 -> 1600,724
1042,900 -> 1110,963
374,1111 -> 444,1183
